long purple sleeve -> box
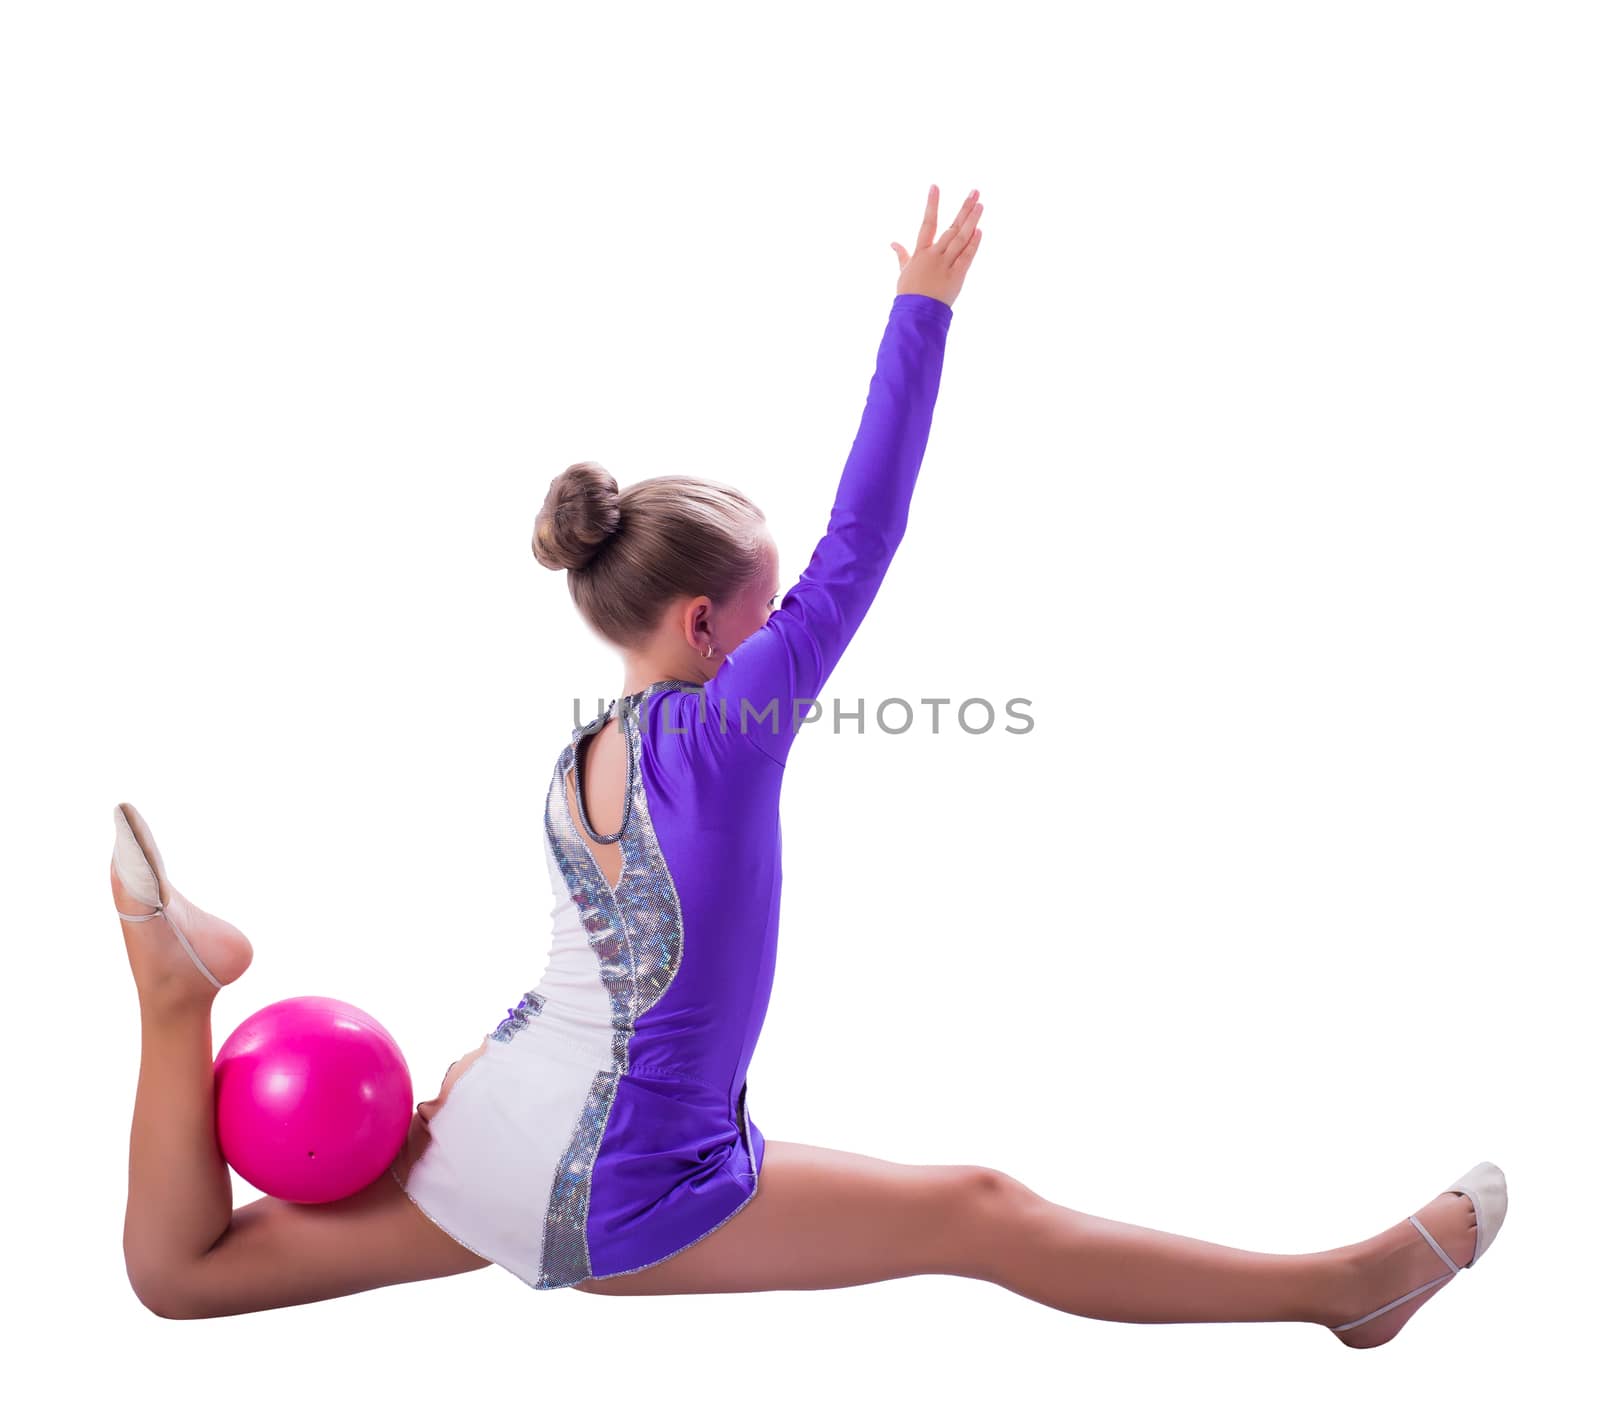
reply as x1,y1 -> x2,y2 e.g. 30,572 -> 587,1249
701,291 -> 954,766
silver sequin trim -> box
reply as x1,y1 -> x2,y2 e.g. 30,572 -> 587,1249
489,989 -> 547,1044
537,1067 -> 619,1288
537,686 -> 689,1288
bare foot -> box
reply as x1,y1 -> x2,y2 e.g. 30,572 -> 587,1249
110,855 -> 254,1000
1330,1189 -> 1478,1349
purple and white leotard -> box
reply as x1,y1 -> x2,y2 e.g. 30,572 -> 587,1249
391,292 -> 954,1288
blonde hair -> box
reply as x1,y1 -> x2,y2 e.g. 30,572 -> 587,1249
533,460 -> 767,648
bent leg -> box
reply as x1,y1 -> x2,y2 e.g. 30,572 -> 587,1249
574,1141 -> 1362,1328
155,1112 -> 493,1319
133,1085 -> 494,1321
116,859 -> 491,1319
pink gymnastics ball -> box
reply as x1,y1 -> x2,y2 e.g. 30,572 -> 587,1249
214,995 -> 414,1205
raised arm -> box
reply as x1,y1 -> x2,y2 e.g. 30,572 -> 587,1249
697,187 -> 983,768
699,291 -> 956,767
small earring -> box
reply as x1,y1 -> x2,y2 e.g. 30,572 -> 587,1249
703,643 -> 716,659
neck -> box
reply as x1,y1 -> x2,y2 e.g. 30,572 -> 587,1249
620,667 -> 707,699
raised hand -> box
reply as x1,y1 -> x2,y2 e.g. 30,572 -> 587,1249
890,184 -> 984,307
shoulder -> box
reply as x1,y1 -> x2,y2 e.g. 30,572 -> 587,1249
637,681 -> 791,776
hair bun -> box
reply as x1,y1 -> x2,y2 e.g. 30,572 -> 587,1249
533,461 -> 623,572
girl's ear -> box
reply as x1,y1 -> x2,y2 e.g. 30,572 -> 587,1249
685,596 -> 714,646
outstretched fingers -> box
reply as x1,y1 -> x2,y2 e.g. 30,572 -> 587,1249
935,190 -> 981,262
892,183 -> 985,292
915,183 -> 941,250
951,223 -> 983,271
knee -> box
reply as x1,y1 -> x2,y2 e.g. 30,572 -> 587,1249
129,1277 -> 186,1320
126,1256 -> 198,1321
931,1166 -> 1036,1278
950,1165 -> 1034,1218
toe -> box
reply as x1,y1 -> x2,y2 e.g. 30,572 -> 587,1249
1453,1189 -> 1478,1263
1436,1190 -> 1477,1270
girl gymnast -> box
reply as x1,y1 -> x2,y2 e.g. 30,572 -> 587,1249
111,183 -> 1505,1344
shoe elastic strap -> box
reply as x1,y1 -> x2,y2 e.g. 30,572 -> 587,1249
118,905 -> 226,990
1332,1213 -> 1461,1332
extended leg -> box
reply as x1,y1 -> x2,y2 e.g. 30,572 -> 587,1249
575,1140 -> 1470,1344
576,1141 -> 1353,1323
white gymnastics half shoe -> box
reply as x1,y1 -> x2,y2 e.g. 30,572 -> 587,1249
1330,1160 -> 1509,1337
112,801 -> 237,990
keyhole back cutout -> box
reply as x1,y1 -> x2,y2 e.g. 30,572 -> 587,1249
566,712 -> 629,892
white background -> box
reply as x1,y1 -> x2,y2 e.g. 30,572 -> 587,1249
3,2 -> 1594,1417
